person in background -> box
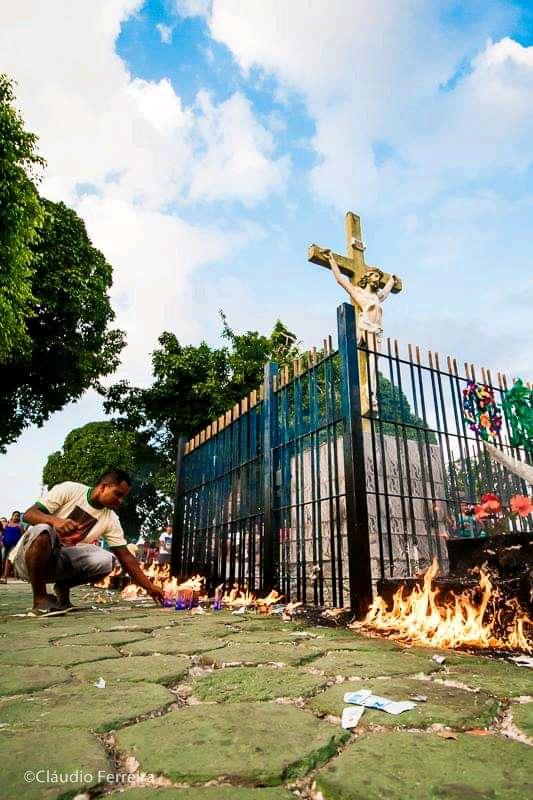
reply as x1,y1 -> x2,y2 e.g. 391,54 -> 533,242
0,517 -> 4,577
448,501 -> 481,538
1,511 -> 24,582
158,524 -> 172,566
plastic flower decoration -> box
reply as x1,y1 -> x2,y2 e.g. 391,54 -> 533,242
509,494 -> 533,518
472,493 -> 532,533
502,379 -> 533,454
462,381 -> 502,442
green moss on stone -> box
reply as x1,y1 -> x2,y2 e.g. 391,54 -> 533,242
307,677 -> 499,730
116,702 -> 348,785
316,731 -> 533,800
191,665 -> 327,702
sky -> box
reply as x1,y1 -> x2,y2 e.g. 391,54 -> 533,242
0,0 -> 532,517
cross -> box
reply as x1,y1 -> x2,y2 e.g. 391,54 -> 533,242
308,212 -> 402,319
309,212 -> 403,418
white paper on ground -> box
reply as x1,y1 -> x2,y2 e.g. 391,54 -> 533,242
341,705 -> 365,729
93,677 -> 106,689
510,656 -> 533,668
344,689 -> 417,715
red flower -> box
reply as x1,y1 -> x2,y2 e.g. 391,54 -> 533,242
509,495 -> 533,517
474,504 -> 490,521
480,493 -> 502,514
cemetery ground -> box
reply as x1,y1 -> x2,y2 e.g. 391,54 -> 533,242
0,581 -> 531,800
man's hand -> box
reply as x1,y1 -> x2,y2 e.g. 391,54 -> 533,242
53,517 -> 80,537
147,583 -> 164,606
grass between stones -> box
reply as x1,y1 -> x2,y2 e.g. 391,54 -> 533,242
115,702 -> 349,785
316,730 -> 533,800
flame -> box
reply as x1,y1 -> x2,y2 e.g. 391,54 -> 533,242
359,558 -> 532,653
222,585 -> 256,608
94,565 -> 121,588
256,589 -> 284,613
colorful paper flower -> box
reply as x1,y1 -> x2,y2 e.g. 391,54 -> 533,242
480,493 -> 502,513
509,494 -> 533,518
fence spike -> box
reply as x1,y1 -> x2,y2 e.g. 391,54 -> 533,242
218,414 -> 225,430
259,383 -> 265,401
212,420 -> 218,435
242,396 -> 249,413
200,430 -> 205,444
194,434 -> 200,448
323,338 -> 328,356
394,339 -> 400,359
328,334 -> 333,352
434,351 -> 441,370
464,362 -> 470,380
415,345 -> 421,365
481,366 -> 487,384
225,410 -> 232,426
293,357 -> 300,377
233,403 -> 240,420
470,363 -> 476,382
250,390 -> 257,407
184,442 -> 190,455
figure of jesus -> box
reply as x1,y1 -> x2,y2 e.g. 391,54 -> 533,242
326,250 -> 397,411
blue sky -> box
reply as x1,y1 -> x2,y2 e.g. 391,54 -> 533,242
0,0 -> 532,517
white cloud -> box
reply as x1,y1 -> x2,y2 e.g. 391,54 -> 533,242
0,0 -> 289,378
156,22 -> 173,44
206,1 -> 533,213
189,91 -> 290,205
173,0 -> 212,19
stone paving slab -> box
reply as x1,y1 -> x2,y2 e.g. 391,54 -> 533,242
71,654 -> 190,685
0,665 -> 71,696
123,630 -> 228,656
316,730 -> 533,800
307,677 -> 500,730
116,702 -> 348,785
199,641 -> 325,667
444,659 -> 533,698
0,681 -> 174,732
0,644 -> 122,666
109,788 -> 295,800
53,629 -> 152,646
309,647 -> 443,678
512,701 -> 533,739
0,728 -> 109,800
191,665 -> 328,702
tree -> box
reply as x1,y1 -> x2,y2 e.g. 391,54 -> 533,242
0,198 -> 125,450
0,74 -> 44,362
104,317 -> 300,492
42,422 -> 167,540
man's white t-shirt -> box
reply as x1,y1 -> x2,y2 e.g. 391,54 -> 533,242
32,481 -> 127,548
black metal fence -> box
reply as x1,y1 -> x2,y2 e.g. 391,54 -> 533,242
172,303 -> 532,615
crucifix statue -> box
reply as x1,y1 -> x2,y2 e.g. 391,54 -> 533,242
309,212 -> 403,413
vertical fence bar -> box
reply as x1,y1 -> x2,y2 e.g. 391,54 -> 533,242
171,435 -> 187,577
262,361 -> 278,592
337,303 -> 372,617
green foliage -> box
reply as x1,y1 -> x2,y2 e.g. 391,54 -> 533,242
376,373 -> 437,443
104,316 -> 301,497
105,317 -> 299,450
502,378 -> 533,454
0,198 -> 125,450
0,74 -> 44,362
42,422 -> 166,539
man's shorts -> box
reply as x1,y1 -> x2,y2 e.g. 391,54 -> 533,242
10,524 -> 117,585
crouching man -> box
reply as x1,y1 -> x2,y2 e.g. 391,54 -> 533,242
9,468 -> 164,614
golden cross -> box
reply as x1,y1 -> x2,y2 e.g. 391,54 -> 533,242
308,211 -> 402,318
